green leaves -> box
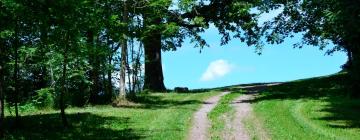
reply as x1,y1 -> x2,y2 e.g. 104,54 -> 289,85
178,0 -> 196,11
192,16 -> 206,27
162,22 -> 180,37
0,30 -> 13,38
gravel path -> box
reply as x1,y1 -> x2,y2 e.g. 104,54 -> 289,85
188,92 -> 230,140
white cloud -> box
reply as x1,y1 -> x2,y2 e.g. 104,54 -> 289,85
200,59 -> 234,81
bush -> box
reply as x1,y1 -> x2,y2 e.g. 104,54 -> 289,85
32,88 -> 55,109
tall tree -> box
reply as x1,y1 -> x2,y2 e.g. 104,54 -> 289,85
60,35 -> 69,127
119,0 -> 129,99
48,0 -> 84,126
133,0 -> 262,91
142,11 -> 166,91
12,19 -> 20,126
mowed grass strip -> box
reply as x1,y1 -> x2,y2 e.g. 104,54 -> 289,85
4,92 -> 219,140
208,91 -> 242,140
247,73 -> 360,140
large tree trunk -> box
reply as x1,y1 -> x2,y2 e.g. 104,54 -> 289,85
119,0 -> 128,99
143,17 -> 166,92
60,44 -> 69,127
119,38 -> 127,99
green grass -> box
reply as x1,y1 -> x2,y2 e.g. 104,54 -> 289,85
208,91 -> 242,140
3,92 -> 219,140
245,73 -> 360,140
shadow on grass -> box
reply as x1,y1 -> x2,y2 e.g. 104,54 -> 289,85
4,113 -> 144,140
117,95 -> 203,109
249,73 -> 348,102
228,73 -> 360,129
214,82 -> 283,94
318,97 -> 360,129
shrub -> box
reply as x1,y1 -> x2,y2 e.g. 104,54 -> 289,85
32,88 -> 55,109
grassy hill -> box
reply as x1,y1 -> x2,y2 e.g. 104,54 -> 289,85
243,73 -> 360,140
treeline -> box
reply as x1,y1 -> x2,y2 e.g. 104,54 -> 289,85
1,0 -> 267,131
0,0 -> 359,138
0,0 -> 149,131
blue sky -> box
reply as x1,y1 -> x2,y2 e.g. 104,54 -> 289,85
162,27 -> 347,89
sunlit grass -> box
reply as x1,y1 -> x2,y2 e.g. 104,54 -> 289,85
4,92 -> 219,140
246,73 -> 360,140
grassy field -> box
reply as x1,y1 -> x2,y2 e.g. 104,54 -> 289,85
208,91 -> 242,140
4,73 -> 360,140
3,92 -> 219,140
244,73 -> 360,140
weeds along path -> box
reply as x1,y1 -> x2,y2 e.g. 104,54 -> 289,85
188,92 -> 230,140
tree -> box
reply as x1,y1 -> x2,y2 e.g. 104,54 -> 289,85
12,20 -> 20,126
119,0 -> 129,99
5,0 -> 28,127
130,0 -> 262,91
39,0 -> 85,126
262,0 -> 360,96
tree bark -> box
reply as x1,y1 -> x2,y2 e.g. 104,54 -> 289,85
119,39 -> 127,98
119,0 -> 128,99
143,17 -> 166,92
